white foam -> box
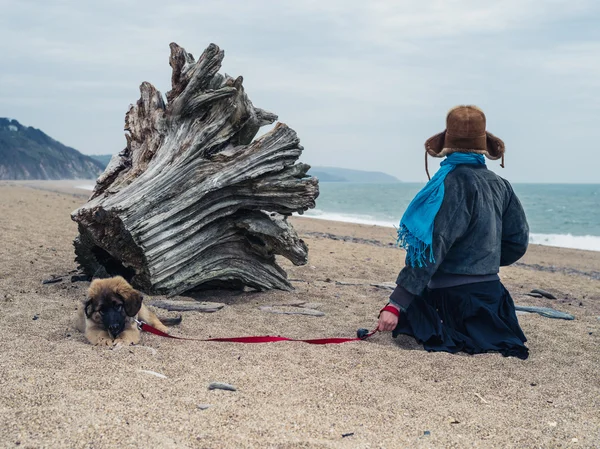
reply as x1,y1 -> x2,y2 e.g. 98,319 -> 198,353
298,209 -> 398,228
529,233 -> 600,252
75,184 -> 94,191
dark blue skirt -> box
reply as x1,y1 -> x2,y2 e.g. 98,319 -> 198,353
392,281 -> 529,359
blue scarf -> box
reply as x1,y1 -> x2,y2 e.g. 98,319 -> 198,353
398,153 -> 486,267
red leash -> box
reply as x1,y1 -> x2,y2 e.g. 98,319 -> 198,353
136,304 -> 398,345
137,320 -> 378,344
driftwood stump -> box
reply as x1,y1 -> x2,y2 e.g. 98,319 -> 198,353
71,43 -> 318,296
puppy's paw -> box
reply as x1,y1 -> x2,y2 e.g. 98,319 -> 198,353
114,337 -> 139,347
94,337 -> 115,347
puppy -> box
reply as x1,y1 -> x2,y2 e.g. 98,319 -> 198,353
76,276 -> 181,346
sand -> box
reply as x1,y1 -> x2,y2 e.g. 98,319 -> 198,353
0,182 -> 599,448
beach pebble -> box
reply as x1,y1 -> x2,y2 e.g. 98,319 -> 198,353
71,274 -> 89,282
448,417 -> 460,424
423,430 -> 431,436
341,432 -> 354,438
526,292 -> 543,298
548,421 -> 557,427
32,315 -> 39,320
208,382 -> 237,391
197,404 -> 212,410
42,277 -> 62,285
530,288 -> 557,299
370,282 -> 396,290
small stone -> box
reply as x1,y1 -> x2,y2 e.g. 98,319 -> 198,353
71,274 -> 89,282
448,417 -> 460,424
572,438 -> 578,443
42,277 -> 62,285
530,289 -> 557,299
530,382 -> 537,387
341,432 -> 354,438
197,404 -> 212,410
423,430 -> 431,436
32,315 -> 39,321
208,382 -> 236,392
548,421 -> 557,427
526,293 -> 543,298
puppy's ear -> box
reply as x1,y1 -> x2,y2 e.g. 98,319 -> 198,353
84,299 -> 94,318
109,276 -> 142,316
122,289 -> 143,317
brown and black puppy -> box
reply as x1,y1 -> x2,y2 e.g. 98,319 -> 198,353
76,276 -> 181,346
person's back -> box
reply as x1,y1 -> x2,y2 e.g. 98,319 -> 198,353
434,164 -> 528,276
377,105 -> 530,360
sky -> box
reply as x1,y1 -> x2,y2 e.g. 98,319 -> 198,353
0,0 -> 599,183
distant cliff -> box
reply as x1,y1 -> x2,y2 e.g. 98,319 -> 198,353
309,166 -> 400,183
0,118 -> 104,180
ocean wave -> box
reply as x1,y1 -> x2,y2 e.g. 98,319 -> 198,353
529,233 -> 600,252
299,209 -> 398,228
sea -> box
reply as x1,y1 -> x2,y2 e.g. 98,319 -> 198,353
303,183 -> 600,252
76,183 -> 600,252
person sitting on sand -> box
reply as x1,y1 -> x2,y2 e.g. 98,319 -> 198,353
377,105 -> 530,359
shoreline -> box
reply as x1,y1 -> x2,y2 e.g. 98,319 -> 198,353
3,180 -> 599,253
298,211 -> 600,253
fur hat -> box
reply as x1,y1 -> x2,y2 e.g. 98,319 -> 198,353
424,105 -> 504,161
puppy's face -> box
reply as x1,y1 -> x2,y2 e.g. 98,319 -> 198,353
85,276 -> 143,338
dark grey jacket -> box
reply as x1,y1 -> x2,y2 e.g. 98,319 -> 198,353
392,165 -> 529,306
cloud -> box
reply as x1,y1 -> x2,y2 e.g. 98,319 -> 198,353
0,0 -> 599,182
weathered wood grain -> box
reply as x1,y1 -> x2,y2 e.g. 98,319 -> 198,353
71,43 -> 318,295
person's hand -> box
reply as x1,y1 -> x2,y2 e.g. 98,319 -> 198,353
378,303 -> 400,332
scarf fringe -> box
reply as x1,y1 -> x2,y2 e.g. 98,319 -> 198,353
397,224 -> 435,268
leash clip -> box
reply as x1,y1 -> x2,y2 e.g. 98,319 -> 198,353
356,328 -> 371,340
134,318 -> 145,330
